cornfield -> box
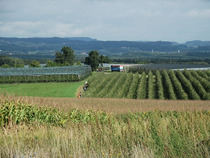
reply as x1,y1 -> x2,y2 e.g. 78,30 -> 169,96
0,98 -> 209,157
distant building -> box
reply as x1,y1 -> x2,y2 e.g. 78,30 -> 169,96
111,65 -> 123,72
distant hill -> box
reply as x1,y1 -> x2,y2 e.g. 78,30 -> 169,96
185,40 -> 210,47
0,37 -> 210,60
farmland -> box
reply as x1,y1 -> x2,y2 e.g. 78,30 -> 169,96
0,96 -> 209,157
83,70 -> 210,100
0,68 -> 209,157
0,65 -> 92,83
0,82 -> 84,97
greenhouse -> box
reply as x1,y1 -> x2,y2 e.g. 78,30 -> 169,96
0,65 -> 92,83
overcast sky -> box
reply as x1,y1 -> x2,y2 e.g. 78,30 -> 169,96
0,0 -> 210,43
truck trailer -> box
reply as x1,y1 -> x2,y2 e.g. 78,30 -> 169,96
111,65 -> 123,72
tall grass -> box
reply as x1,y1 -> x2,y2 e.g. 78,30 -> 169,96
0,98 -> 209,158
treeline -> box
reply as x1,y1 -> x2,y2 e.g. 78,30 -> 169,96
112,58 -> 210,65
0,74 -> 82,83
0,47 -> 111,72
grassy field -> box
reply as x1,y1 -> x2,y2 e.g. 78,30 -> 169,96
0,96 -> 209,158
0,82 -> 84,97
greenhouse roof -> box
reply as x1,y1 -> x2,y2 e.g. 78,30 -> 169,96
0,65 -> 91,76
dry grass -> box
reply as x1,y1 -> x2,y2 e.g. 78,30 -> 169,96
0,95 -> 209,157
5,95 -> 210,113
0,124 -> 155,158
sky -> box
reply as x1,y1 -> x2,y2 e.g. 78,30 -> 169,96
0,0 -> 210,43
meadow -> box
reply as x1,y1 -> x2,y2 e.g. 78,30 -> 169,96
0,82 -> 84,97
0,96 -> 209,158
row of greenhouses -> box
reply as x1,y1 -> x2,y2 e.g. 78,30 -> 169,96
0,65 -> 92,83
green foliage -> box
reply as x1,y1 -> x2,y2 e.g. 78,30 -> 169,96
175,70 -> 200,100
148,71 -> 156,99
126,73 -> 139,99
96,73 -> 121,98
168,70 -> 188,100
45,60 -> 57,67
29,60 -> 41,67
105,73 -> 128,98
55,47 -> 75,66
75,61 -> 82,66
161,70 -> 176,100
83,72 -> 114,97
0,64 -> 10,68
136,72 -> 147,99
190,71 -> 210,93
99,55 -> 111,66
156,71 -> 164,99
0,74 -> 80,83
0,56 -> 24,67
0,66 -> 92,83
84,50 -> 100,71
183,70 -> 209,100
197,70 -> 210,82
99,55 -> 104,67
116,73 -> 133,98
0,100 -> 109,127
0,101 -> 66,127
84,70 -> 209,100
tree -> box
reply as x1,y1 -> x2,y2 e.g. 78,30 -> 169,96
99,55 -> 111,66
1,64 -> 10,68
84,50 -> 100,71
0,56 -> 24,67
75,61 -> 82,65
103,56 -> 111,63
99,55 -> 104,67
54,47 -> 75,65
54,52 -> 64,65
45,60 -> 57,67
29,60 -> 41,67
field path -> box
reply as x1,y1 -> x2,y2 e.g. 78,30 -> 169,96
10,96 -> 210,113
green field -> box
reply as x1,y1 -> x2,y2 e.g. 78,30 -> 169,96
0,82 -> 84,97
84,70 -> 210,100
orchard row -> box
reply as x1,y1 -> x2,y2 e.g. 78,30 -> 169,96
84,70 -> 210,100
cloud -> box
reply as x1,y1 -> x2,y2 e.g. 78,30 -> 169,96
186,9 -> 210,18
0,21 -> 84,37
0,0 -> 210,42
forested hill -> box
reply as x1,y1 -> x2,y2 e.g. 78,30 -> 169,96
0,37 -> 210,59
